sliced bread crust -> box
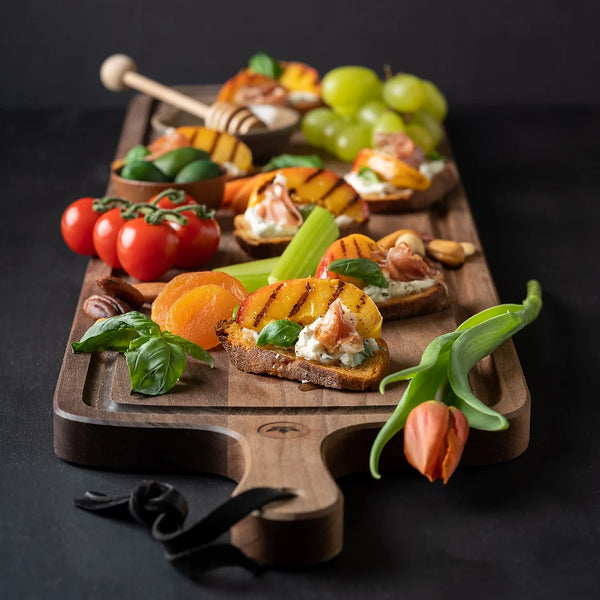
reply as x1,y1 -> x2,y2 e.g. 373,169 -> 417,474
361,161 -> 459,213
215,319 -> 390,391
375,282 -> 450,320
233,214 -> 368,259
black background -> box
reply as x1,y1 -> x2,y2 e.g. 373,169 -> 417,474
1,1 -> 600,598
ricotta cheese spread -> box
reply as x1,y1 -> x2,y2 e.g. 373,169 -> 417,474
344,171 -> 399,196
419,159 -> 446,179
287,91 -> 320,106
335,214 -> 356,228
363,274 -> 437,304
223,162 -> 247,178
294,317 -> 379,367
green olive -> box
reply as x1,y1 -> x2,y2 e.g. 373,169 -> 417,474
119,160 -> 169,182
152,148 -> 211,180
174,159 -> 222,183
124,145 -> 150,163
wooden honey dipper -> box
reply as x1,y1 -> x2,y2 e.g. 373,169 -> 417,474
100,54 -> 266,134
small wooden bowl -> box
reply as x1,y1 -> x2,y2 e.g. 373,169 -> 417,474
152,98 -> 301,164
111,167 -> 226,209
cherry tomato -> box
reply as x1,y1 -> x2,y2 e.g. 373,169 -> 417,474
168,212 -> 221,268
93,208 -> 129,269
61,197 -> 99,256
117,218 -> 179,281
151,192 -> 198,211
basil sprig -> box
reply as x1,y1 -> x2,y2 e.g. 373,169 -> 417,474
248,52 -> 283,79
256,319 -> 303,348
262,154 -> 324,172
369,280 -> 542,479
72,312 -> 213,396
327,258 -> 389,288
426,150 -> 443,160
358,166 -> 381,184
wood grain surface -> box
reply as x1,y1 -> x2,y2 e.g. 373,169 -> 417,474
53,89 -> 530,567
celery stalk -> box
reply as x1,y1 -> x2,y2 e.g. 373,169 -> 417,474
268,206 -> 339,284
214,257 -> 280,293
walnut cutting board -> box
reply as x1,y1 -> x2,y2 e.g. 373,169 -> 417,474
54,88 -> 531,567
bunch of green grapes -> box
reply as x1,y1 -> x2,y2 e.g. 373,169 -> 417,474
301,66 -> 447,162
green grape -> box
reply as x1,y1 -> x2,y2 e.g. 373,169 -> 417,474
301,107 -> 339,147
412,109 -> 443,146
382,74 -> 426,113
371,110 -> 406,146
322,119 -> 349,154
357,100 -> 388,127
334,123 -> 371,162
406,123 -> 435,154
421,80 -> 448,122
322,66 -> 382,118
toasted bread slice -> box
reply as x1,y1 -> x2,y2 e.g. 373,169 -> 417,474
361,161 -> 459,213
215,318 -> 389,391
375,282 -> 450,320
233,213 -> 367,259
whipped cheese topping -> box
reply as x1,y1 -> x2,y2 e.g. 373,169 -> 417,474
287,91 -> 320,106
294,316 -> 379,367
419,159 -> 446,179
335,214 -> 356,228
344,171 -> 399,196
363,273 -> 437,304
223,162 -> 247,178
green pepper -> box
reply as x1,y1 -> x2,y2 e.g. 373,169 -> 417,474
152,148 -> 210,180
174,159 -> 222,183
120,160 -> 169,182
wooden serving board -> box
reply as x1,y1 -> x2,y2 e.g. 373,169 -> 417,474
54,89 -> 530,567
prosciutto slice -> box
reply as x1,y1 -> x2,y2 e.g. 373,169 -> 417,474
255,173 -> 303,228
234,83 -> 287,106
315,299 -> 364,354
381,242 -> 440,282
374,131 -> 425,169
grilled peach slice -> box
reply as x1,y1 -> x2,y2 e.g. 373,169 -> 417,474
236,277 -> 382,339
217,71 -> 277,103
247,167 -> 369,224
279,62 -> 320,96
315,234 -> 380,285
176,126 -> 253,174
353,149 -> 430,191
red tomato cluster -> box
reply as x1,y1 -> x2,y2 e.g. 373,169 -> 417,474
60,193 -> 221,281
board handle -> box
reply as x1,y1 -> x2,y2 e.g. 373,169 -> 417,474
229,417 -> 343,566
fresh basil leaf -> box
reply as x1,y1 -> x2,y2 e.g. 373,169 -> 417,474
426,150 -> 442,160
125,336 -> 186,396
161,331 -> 214,367
262,154 -> 324,172
358,167 -> 381,184
256,319 -> 303,348
248,52 -> 283,79
299,203 -> 317,220
72,312 -> 159,353
327,258 -> 388,288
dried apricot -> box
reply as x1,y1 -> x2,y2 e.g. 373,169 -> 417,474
152,271 -> 248,328
164,284 -> 240,349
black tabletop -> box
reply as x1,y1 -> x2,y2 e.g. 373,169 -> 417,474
1,106 -> 599,599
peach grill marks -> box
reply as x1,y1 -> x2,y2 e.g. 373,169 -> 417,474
252,283 -> 284,328
287,281 -> 312,319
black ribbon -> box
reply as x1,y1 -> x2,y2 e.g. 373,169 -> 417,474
75,481 -> 295,575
